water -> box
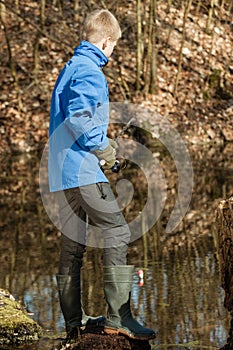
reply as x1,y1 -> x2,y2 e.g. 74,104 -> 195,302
0,143 -> 232,349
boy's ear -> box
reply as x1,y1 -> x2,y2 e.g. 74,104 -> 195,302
102,40 -> 107,50
102,36 -> 111,50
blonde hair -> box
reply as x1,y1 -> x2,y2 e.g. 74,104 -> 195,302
83,9 -> 121,44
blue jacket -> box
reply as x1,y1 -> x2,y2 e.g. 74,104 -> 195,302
48,40 -> 110,192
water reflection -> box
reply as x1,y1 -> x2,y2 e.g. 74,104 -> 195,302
0,144 -> 232,349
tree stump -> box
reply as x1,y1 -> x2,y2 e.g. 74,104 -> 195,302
216,197 -> 233,350
55,332 -> 152,350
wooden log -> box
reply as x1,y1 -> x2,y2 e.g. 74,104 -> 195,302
56,332 -> 152,350
216,197 -> 233,350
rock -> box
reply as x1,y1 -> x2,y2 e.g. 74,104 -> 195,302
0,288 -> 42,345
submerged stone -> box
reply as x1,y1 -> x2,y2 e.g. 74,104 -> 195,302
0,289 -> 42,345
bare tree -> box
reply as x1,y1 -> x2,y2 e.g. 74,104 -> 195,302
228,0 -> 233,13
14,0 -> 21,28
143,0 -> 158,95
33,0 -> 46,78
166,0 -> 173,13
149,0 -> 158,94
136,0 -> 159,95
136,0 -> 143,91
74,0 -> 79,21
0,1 -> 22,111
53,0 -> 63,15
195,0 -> 202,17
0,0 -> 5,22
206,0 -> 215,33
173,0 -> 193,96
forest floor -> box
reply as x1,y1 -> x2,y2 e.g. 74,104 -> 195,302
0,1 -> 232,155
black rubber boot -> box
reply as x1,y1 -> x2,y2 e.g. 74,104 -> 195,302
81,308 -> 106,330
103,265 -> 156,340
56,274 -> 82,339
56,275 -> 105,339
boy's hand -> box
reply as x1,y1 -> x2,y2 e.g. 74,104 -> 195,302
94,142 -> 116,170
108,138 -> 118,150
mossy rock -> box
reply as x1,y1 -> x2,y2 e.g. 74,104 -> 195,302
0,289 -> 42,345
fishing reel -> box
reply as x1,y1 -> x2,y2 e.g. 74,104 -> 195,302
111,160 -> 121,173
99,159 -> 121,173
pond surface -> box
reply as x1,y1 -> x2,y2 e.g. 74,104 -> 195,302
0,143 -> 232,350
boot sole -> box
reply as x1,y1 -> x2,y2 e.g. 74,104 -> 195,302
104,326 -> 156,340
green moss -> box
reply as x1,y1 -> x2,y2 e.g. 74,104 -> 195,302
0,289 -> 42,345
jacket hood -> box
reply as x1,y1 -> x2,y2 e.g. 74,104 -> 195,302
74,40 -> 108,67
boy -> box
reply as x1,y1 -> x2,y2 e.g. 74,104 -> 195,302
48,9 -> 155,341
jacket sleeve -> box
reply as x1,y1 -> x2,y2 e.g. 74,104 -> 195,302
64,69 -> 109,152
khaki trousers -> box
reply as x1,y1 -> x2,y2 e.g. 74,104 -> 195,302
56,183 -> 131,274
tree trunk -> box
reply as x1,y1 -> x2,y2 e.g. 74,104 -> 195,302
166,0 -> 173,13
149,0 -> 158,95
58,333 -> 151,350
195,0 -> 202,17
53,0 -> 63,15
0,0 -> 5,22
15,0 -> 21,28
143,0 -> 158,95
33,0 -> 46,78
143,0 -> 153,95
74,0 -> 79,21
216,197 -> 233,350
173,0 -> 193,96
220,0 -> 225,12
206,0 -> 215,33
0,1 -> 23,111
136,0 -> 142,92
228,0 -> 233,14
